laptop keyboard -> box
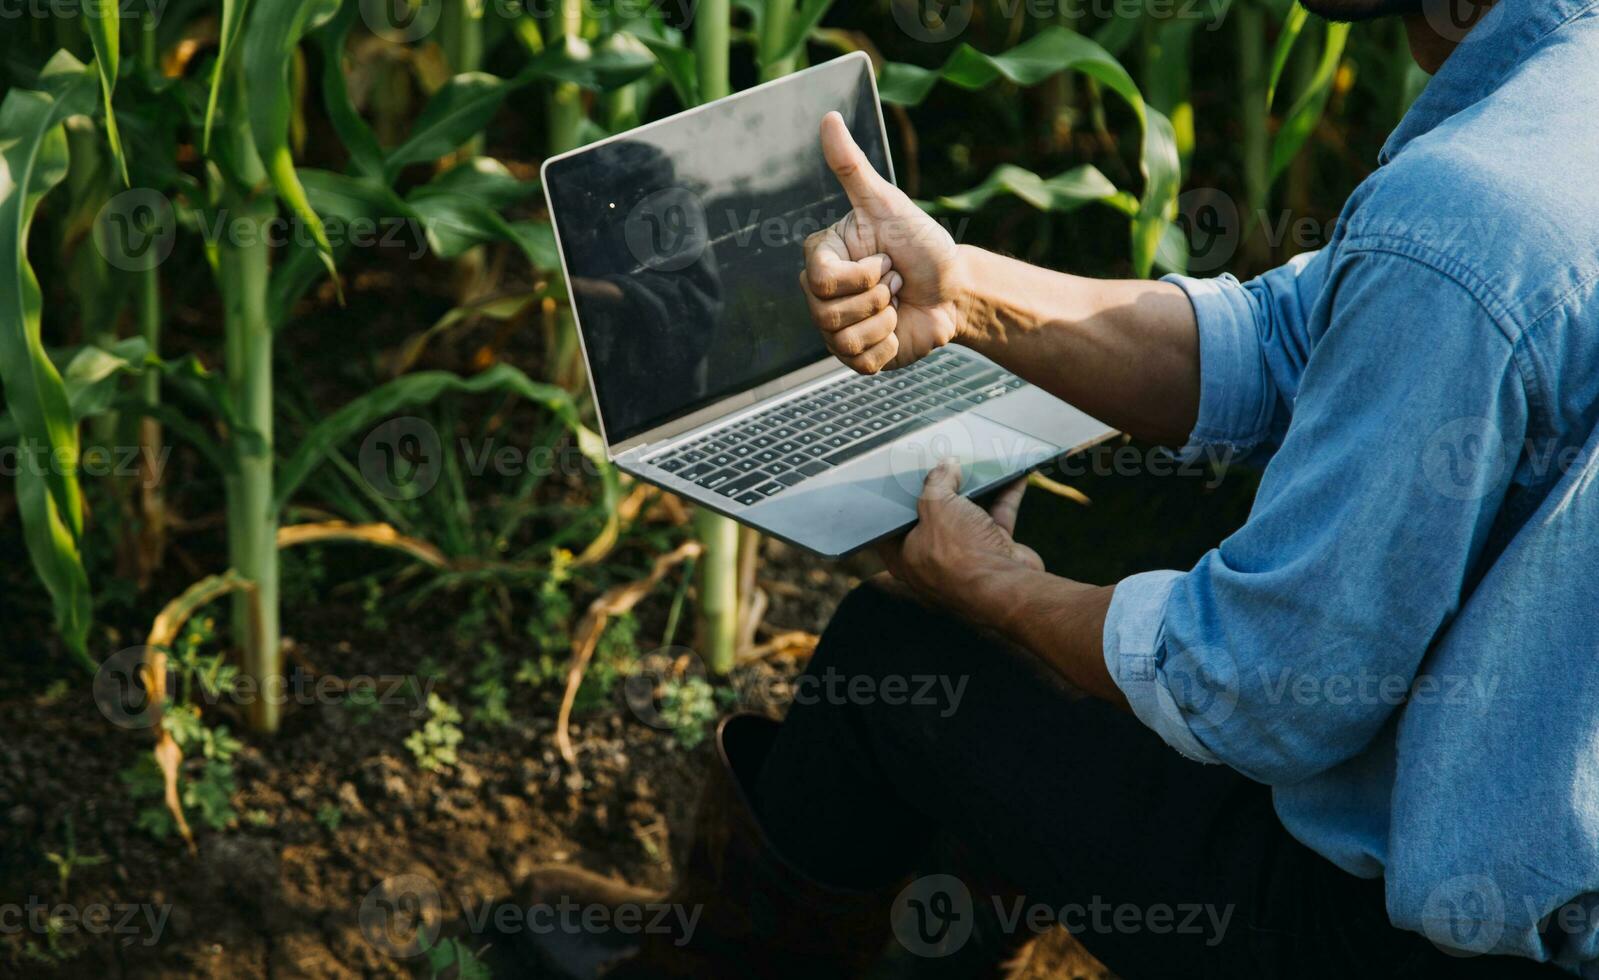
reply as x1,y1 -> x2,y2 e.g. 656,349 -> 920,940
647,350 -> 1027,506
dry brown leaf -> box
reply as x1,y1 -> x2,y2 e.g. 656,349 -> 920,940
277,521 -> 449,568
142,571 -> 258,854
557,540 -> 704,764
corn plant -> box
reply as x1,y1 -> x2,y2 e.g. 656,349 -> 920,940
0,0 -> 1373,744
0,3 -> 651,730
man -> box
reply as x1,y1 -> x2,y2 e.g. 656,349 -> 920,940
516,0 -> 1599,975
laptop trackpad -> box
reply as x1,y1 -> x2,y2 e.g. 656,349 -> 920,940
843,414 -> 1062,509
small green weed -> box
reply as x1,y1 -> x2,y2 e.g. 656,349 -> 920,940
406,694 -> 464,772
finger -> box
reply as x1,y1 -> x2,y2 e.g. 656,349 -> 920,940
886,271 -> 904,297
838,331 -> 900,375
826,305 -> 898,358
988,478 -> 1029,535
917,458 -> 963,520
806,280 -> 895,332
805,245 -> 893,299
821,111 -> 892,214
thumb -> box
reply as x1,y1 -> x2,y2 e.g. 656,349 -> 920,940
917,458 -> 963,520
821,111 -> 890,214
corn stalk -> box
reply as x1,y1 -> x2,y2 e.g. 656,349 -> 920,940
441,0 -> 486,156
135,7 -> 168,578
547,0 -> 587,154
216,51 -> 281,733
1236,0 -> 1270,268
690,0 -> 740,676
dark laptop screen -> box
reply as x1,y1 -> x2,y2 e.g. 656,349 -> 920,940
543,54 -> 891,445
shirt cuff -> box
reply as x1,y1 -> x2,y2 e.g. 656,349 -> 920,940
1161,273 -> 1274,461
1103,570 -> 1222,765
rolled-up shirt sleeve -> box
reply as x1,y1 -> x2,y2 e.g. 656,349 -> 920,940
1110,246 -> 1529,784
1163,248 -> 1328,464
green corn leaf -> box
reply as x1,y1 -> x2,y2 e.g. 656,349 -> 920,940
82,0 -> 129,185
408,193 -> 512,260
879,26 -> 1179,278
244,0 -> 344,289
53,338 -> 233,435
638,35 -> 699,107
923,162 -> 1188,275
384,72 -> 516,181
407,192 -> 558,269
1270,20 -> 1350,182
1266,1 -> 1311,109
517,32 -> 661,90
878,26 -> 1120,104
0,339 -> 234,474
203,0 -> 252,153
299,167 -> 412,221
508,221 -> 559,272
410,157 -> 542,210
404,162 -> 553,267
313,1 -> 385,179
0,53 -> 101,665
268,168 -> 413,328
924,163 -> 1133,216
271,364 -> 612,516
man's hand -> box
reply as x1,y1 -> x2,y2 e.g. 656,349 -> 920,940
803,112 -> 965,374
878,459 -> 1044,626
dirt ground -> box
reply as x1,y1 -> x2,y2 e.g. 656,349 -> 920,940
0,531 -> 1120,979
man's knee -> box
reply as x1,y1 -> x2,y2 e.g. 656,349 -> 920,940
803,577 -> 981,713
814,577 -> 932,677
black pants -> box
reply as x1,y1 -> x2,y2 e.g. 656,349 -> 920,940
752,580 -> 1561,979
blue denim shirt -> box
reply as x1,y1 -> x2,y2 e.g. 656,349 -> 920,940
1102,0 -> 1599,969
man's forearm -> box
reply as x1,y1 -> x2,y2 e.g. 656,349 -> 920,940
952,245 -> 1202,448
961,561 -> 1128,710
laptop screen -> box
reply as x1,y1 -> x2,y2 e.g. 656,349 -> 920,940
543,54 -> 891,446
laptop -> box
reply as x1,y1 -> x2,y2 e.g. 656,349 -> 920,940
541,52 -> 1115,558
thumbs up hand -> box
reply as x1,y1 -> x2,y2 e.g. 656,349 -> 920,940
802,112 -> 966,374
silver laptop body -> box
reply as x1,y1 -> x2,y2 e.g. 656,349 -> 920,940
542,52 -> 1114,558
